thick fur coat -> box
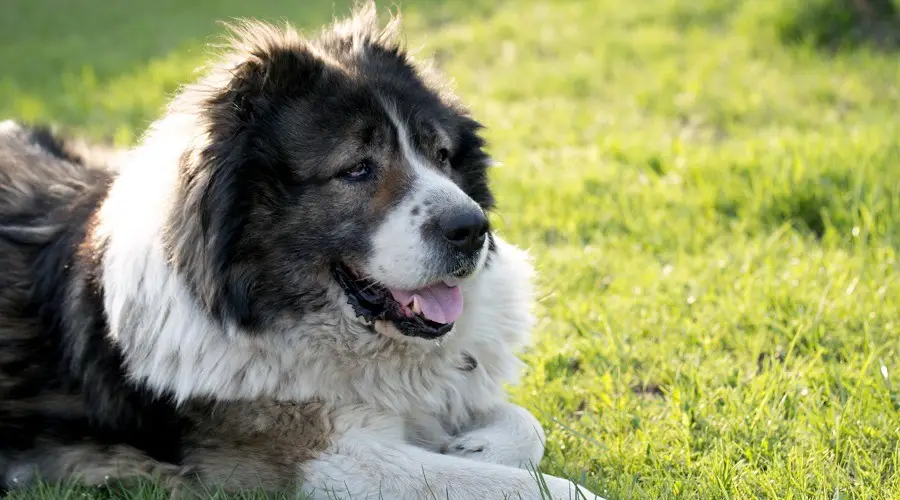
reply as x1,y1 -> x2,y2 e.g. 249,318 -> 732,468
0,4 -> 601,499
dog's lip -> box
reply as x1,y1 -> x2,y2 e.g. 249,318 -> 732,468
331,262 -> 455,339
339,262 -> 459,292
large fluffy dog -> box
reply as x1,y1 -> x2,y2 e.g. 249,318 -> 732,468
0,4 -> 601,499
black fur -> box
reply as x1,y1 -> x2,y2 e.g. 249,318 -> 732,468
0,5 -> 495,492
0,124 -> 185,489
166,20 -> 495,333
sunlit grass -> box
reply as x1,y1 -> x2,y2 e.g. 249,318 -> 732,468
2,0 -> 899,498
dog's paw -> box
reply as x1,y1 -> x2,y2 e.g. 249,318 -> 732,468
441,428 -> 543,469
442,434 -> 488,457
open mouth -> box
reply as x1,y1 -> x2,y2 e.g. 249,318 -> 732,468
331,262 -> 463,339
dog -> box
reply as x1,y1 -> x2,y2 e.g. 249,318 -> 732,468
0,4 -> 602,499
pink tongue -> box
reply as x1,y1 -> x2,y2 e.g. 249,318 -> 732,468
389,283 -> 463,324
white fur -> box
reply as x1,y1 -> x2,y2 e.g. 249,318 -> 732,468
96,105 -> 601,499
442,402 -> 547,469
366,101 -> 489,290
0,120 -> 21,134
300,429 -> 600,500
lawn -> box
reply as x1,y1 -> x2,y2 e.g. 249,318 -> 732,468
3,0 -> 900,498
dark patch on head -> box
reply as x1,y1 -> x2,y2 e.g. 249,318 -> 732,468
161,5 -> 496,333
410,206 -> 420,216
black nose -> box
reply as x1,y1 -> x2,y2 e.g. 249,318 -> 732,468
439,209 -> 489,254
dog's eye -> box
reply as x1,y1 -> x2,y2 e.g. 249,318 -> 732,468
338,159 -> 375,181
437,148 -> 450,166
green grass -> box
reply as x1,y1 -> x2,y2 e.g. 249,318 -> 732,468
3,0 -> 900,498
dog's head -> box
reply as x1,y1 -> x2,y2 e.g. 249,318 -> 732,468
167,4 -> 496,341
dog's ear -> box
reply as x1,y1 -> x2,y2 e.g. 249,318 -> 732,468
179,23 -> 327,330
219,22 -> 325,123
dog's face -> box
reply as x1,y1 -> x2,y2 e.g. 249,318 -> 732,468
171,10 -> 495,340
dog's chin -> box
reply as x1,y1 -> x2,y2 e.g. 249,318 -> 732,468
371,319 -> 442,341
331,262 -> 469,340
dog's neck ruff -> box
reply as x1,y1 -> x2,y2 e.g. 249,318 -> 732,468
93,115 -> 535,419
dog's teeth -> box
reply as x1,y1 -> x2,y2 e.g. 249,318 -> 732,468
411,297 -> 422,315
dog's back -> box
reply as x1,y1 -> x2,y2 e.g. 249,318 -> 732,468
0,122 -> 187,490
0,121 -> 113,396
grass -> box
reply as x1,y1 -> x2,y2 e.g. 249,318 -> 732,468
3,0 -> 900,498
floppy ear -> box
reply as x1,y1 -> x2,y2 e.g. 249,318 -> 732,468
184,23 -> 325,330
172,8 -> 399,329
216,22 -> 325,123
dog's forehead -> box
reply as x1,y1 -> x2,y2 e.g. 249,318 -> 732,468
272,91 -> 379,156
274,85 -> 452,167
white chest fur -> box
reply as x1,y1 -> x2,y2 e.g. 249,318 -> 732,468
99,161 -> 535,422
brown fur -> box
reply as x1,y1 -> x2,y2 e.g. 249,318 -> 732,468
0,3 -> 515,497
181,401 -> 332,492
4,443 -> 190,491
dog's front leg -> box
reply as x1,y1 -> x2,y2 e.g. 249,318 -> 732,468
299,431 -> 603,500
442,401 -> 547,469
